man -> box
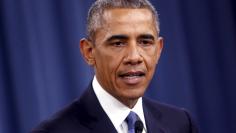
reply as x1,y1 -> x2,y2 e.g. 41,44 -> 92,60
32,0 -> 198,133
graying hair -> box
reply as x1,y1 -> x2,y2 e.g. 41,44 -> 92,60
86,0 -> 160,41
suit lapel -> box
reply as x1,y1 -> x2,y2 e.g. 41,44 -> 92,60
76,84 -> 117,133
90,118 -> 117,133
143,98 -> 169,133
78,84 -> 173,133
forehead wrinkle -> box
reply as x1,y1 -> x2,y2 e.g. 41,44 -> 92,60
104,8 -> 153,23
104,9 -> 154,30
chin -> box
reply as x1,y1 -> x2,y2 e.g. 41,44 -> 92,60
125,89 -> 145,99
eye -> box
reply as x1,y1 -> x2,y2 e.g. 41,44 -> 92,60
110,41 -> 126,47
139,39 -> 154,46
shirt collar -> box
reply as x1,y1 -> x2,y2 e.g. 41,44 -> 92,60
92,76 -> 146,131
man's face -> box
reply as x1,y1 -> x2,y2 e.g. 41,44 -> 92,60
81,8 -> 163,107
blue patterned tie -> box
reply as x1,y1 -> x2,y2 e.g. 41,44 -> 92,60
125,111 -> 141,133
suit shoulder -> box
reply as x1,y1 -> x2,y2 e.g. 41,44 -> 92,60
143,97 -> 199,133
143,97 -> 186,113
31,99 -> 89,133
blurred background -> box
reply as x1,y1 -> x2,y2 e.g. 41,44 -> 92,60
0,0 -> 235,133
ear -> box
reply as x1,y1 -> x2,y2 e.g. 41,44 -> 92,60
156,37 -> 164,62
79,38 -> 95,66
157,37 -> 164,55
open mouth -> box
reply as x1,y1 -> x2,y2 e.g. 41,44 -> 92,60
119,71 -> 145,79
118,71 -> 145,85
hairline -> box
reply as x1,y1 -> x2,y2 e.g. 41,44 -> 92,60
87,2 -> 160,42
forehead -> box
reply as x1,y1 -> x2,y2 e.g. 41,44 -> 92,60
105,8 -> 152,18
93,8 -> 157,44
102,8 -> 154,25
96,8 -> 157,37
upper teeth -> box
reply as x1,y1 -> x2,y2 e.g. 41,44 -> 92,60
124,73 -> 142,77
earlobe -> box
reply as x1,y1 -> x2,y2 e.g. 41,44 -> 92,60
79,38 -> 95,66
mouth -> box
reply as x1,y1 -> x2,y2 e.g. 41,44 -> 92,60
118,71 -> 146,85
119,71 -> 145,78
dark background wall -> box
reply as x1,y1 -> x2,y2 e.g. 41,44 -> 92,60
0,0 -> 235,133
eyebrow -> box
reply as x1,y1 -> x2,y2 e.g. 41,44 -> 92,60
138,34 -> 155,40
105,34 -> 155,42
106,35 -> 129,42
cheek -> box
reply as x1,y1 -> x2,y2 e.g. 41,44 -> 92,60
95,50 -> 121,75
143,48 -> 158,67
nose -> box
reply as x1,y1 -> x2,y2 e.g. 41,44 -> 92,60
123,42 -> 143,65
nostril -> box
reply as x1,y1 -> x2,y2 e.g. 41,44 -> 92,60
123,57 -> 143,65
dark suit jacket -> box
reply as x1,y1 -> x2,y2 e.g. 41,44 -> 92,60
31,84 -> 198,133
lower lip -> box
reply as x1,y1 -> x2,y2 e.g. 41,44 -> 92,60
119,76 -> 144,85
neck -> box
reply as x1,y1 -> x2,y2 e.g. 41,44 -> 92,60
118,97 -> 139,109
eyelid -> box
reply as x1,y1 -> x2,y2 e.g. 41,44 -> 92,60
110,40 -> 127,47
138,38 -> 154,46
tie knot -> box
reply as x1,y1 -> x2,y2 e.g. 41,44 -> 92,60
125,111 -> 143,133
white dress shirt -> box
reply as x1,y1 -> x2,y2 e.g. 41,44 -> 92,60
92,76 -> 147,133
